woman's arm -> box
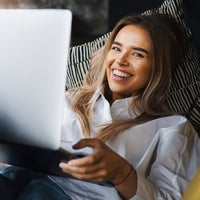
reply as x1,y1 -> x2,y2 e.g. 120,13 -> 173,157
59,120 -> 200,199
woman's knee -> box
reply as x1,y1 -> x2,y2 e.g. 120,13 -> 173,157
0,166 -> 46,199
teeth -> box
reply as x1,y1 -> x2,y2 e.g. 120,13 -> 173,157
113,69 -> 132,78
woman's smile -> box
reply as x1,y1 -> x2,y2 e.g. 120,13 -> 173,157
113,69 -> 133,80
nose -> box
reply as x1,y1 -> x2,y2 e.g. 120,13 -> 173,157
117,53 -> 129,66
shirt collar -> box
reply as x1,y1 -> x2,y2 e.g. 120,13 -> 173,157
93,87 -> 143,119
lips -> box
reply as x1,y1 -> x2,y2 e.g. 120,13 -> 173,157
113,69 -> 133,78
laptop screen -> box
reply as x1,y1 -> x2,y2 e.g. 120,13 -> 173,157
0,9 -> 72,150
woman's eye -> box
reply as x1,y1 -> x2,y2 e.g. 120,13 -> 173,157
111,46 -> 120,52
132,52 -> 144,58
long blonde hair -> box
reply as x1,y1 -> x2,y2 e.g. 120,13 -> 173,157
69,14 -> 187,141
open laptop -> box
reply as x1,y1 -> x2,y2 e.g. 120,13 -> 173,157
0,9 -> 76,176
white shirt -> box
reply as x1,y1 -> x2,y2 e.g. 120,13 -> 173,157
49,89 -> 200,200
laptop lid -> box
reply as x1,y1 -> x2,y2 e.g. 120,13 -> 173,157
0,9 -> 72,150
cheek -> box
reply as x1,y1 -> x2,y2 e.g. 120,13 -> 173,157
106,67 -> 112,85
143,67 -> 152,78
136,65 -> 152,84
105,57 -> 114,73
105,61 -> 111,82
105,51 -> 116,65
143,68 -> 152,85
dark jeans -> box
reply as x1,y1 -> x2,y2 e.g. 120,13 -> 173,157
0,166 -> 72,200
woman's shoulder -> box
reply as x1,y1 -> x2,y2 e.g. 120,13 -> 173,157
141,114 -> 187,126
148,115 -> 198,137
155,114 -> 187,125
138,114 -> 195,136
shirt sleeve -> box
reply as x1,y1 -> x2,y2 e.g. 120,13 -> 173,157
129,122 -> 200,200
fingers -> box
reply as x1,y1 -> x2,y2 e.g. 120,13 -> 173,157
66,154 -> 100,167
59,160 -> 101,174
59,138 -> 122,183
72,169 -> 107,182
59,153 -> 101,172
59,161 -> 107,182
73,138 -> 103,150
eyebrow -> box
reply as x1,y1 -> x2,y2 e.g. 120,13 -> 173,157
112,41 -> 149,55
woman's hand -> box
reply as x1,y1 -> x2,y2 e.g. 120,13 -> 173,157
59,138 -> 137,199
59,138 -> 130,184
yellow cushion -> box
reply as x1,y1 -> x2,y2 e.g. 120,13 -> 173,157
182,167 -> 200,200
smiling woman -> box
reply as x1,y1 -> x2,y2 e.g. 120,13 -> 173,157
55,14 -> 199,200
0,13 -> 200,200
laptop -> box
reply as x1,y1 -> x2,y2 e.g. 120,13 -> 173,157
0,9 -> 76,175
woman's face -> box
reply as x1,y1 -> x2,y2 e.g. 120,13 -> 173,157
106,24 -> 153,102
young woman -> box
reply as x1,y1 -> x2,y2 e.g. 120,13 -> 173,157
1,14 -> 200,200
